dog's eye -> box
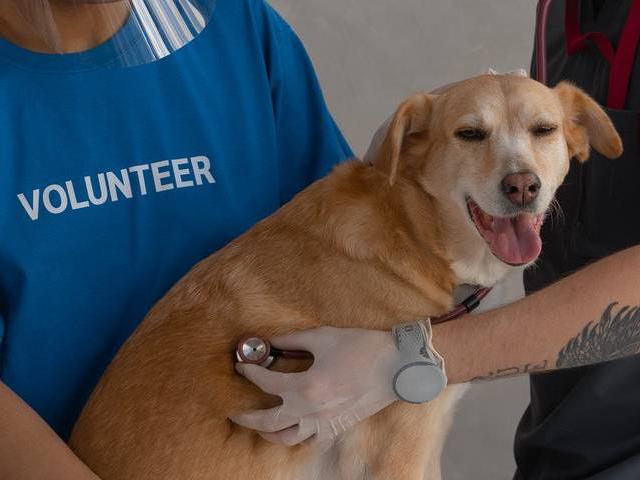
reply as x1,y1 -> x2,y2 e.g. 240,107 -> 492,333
456,128 -> 487,141
532,124 -> 557,137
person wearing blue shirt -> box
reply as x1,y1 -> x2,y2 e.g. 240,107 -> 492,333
0,0 -> 351,477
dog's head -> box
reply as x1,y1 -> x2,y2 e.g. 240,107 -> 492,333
376,74 -> 622,284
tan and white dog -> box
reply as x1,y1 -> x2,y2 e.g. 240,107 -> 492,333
70,74 -> 621,480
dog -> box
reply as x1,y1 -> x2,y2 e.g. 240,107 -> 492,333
69,74 -> 622,480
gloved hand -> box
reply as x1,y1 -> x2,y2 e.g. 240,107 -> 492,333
230,326 -> 400,450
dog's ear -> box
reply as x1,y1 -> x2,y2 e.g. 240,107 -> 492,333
378,93 -> 435,185
554,82 -> 623,162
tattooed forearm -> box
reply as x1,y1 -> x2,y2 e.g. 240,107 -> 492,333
556,302 -> 640,369
470,360 -> 548,382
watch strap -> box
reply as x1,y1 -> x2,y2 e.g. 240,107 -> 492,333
392,319 -> 448,402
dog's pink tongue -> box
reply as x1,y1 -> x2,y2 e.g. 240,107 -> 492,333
489,214 -> 541,265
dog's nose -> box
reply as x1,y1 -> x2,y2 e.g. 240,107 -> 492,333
501,172 -> 541,206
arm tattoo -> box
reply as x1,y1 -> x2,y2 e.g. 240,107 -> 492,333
556,302 -> 640,369
470,360 -> 548,382
470,303 -> 640,382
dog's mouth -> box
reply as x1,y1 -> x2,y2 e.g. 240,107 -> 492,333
466,198 -> 544,266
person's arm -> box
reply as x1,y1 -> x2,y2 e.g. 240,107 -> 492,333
434,244 -> 640,383
232,245 -> 640,446
0,382 -> 100,480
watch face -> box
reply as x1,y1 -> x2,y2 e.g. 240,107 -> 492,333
394,362 -> 446,404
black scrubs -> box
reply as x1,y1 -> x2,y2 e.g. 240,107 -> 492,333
514,1 -> 640,479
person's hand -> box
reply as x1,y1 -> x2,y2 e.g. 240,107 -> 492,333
230,327 -> 400,450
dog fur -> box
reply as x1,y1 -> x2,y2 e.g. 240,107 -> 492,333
69,74 -> 622,480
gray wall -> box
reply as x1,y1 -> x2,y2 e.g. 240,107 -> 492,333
269,1 -> 537,478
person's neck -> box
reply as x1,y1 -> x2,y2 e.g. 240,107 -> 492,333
0,1 -> 129,53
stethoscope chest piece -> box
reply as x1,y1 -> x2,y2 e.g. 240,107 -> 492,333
235,336 -> 313,369
236,336 -> 275,367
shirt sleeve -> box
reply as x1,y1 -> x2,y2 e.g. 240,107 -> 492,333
261,2 -> 354,205
0,312 -> 5,375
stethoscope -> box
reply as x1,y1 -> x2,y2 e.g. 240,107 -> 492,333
235,286 -> 491,369
235,336 -> 313,368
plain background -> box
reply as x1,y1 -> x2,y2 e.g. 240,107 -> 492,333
270,1 -> 537,478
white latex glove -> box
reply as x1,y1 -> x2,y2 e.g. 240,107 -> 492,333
230,327 -> 400,449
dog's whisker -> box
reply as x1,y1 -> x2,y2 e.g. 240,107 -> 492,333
546,197 -> 565,230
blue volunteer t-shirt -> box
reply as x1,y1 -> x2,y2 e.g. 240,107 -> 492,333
0,0 -> 351,438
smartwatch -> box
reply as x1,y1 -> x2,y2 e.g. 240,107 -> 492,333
391,321 -> 447,404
